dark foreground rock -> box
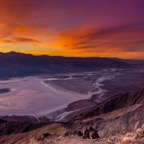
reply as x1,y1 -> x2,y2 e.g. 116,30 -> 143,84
0,88 -> 10,94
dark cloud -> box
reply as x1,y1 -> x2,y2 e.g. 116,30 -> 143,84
14,37 -> 40,43
81,22 -> 144,40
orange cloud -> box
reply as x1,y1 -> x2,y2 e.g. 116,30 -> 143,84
59,23 -> 144,53
1,40 -> 16,43
0,0 -> 143,59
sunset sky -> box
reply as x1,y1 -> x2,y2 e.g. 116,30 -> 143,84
0,0 -> 144,59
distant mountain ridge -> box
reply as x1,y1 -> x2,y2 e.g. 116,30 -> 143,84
0,51 -> 130,78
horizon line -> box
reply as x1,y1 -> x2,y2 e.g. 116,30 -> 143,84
0,51 -> 144,61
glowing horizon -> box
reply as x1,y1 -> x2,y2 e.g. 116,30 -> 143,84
0,0 -> 144,59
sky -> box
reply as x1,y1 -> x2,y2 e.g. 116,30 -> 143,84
0,0 -> 144,59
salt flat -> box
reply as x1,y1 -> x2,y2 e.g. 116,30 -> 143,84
0,76 -> 89,116
0,68 -> 134,117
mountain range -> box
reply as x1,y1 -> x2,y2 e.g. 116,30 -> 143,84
0,51 -> 130,78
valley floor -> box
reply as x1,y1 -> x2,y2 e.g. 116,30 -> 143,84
0,67 -> 144,120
